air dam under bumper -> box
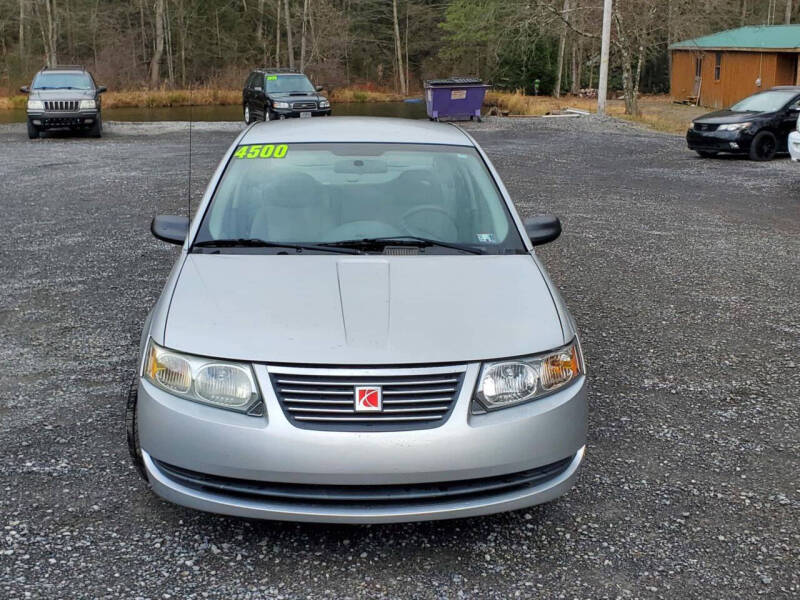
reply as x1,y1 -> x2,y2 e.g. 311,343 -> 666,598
138,365 -> 587,523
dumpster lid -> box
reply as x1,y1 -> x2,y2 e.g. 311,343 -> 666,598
425,77 -> 485,86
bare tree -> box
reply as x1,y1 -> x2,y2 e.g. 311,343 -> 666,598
300,0 -> 309,70
149,0 -> 165,87
786,0 -> 793,23
555,0 -> 569,98
19,0 -> 25,61
33,0 -> 58,66
284,0 -> 295,69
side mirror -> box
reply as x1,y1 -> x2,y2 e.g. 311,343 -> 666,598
151,215 -> 189,245
20,86 -> 30,94
97,85 -> 107,93
254,86 -> 263,92
524,215 -> 562,246
315,85 -> 324,92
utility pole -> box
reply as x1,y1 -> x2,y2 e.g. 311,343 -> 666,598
597,0 -> 612,116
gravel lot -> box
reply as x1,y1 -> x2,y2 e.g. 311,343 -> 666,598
0,116 -> 797,599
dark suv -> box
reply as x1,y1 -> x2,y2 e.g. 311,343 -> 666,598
21,65 -> 106,139
242,69 -> 331,123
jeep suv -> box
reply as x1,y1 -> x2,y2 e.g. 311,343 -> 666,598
21,65 -> 106,139
242,69 -> 331,123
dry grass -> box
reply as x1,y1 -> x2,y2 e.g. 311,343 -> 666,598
0,85 -> 410,111
485,91 -> 710,135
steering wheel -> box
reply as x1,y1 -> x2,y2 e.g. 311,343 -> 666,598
400,205 -> 458,239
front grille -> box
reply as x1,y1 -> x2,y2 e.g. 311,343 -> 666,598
152,456 -> 574,505
44,100 -> 79,111
694,122 -> 718,132
292,101 -> 317,110
269,365 -> 466,431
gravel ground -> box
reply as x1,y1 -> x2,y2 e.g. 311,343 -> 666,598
0,116 -> 797,599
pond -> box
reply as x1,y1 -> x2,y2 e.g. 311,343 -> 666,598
0,101 -> 427,124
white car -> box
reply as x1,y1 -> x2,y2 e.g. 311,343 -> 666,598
789,114 -> 800,161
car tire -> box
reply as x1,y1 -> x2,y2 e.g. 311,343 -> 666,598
266,109 -> 277,122
748,131 -> 777,161
696,150 -> 718,158
125,375 -> 148,482
244,103 -> 252,124
27,120 -> 40,139
88,115 -> 103,138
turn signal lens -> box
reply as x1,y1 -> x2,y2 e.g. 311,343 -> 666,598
146,344 -> 191,393
475,340 -> 584,411
540,346 -> 580,391
142,340 -> 261,413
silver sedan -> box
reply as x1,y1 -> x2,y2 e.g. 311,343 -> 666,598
128,117 -> 587,523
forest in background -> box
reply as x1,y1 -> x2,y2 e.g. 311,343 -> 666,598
0,0 -> 797,114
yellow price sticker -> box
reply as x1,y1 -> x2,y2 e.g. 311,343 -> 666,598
233,144 -> 288,159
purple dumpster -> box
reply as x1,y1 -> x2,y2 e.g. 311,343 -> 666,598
424,78 -> 489,122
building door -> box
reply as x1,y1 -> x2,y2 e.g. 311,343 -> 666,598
693,56 -> 703,98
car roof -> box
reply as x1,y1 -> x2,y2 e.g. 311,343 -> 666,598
241,117 -> 474,146
769,85 -> 800,91
252,69 -> 304,76
39,65 -> 88,73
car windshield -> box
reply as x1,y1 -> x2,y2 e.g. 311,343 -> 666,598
194,142 -> 525,254
730,90 -> 798,112
32,72 -> 93,90
265,74 -> 316,94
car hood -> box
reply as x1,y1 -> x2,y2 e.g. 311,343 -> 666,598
270,92 -> 324,102
28,89 -> 95,101
163,254 -> 565,365
694,109 -> 766,124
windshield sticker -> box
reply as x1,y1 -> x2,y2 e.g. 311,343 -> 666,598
233,144 -> 288,159
477,233 -> 496,243
266,75 -> 278,80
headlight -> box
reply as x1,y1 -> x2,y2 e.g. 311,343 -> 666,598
273,101 -> 290,109
474,340 -> 584,411
79,99 -> 96,109
319,99 -> 330,108
27,100 -> 44,111
143,339 -> 262,413
718,122 -> 751,131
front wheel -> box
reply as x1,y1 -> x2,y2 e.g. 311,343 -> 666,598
88,115 -> 102,138
243,104 -> 252,124
696,150 -> 717,158
27,120 -> 39,139
125,376 -> 147,481
748,131 -> 777,161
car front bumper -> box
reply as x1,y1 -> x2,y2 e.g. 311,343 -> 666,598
789,131 -> 800,161
686,128 -> 751,153
272,107 -> 331,118
28,111 -> 99,129
138,364 -> 587,523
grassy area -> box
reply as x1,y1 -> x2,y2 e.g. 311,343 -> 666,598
0,85 -> 410,111
485,91 -> 709,134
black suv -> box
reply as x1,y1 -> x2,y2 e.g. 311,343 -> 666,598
21,65 -> 106,139
687,86 -> 800,161
242,69 -> 331,123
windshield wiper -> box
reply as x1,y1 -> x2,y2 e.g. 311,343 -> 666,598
192,238 -> 363,254
318,236 -> 486,255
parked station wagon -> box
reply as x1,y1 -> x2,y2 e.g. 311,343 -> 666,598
128,117 -> 587,523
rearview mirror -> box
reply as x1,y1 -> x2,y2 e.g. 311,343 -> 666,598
20,86 -> 30,94
97,85 -> 107,93
523,215 -> 562,246
151,215 -> 189,245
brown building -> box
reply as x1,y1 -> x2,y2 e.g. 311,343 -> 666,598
670,25 -> 800,109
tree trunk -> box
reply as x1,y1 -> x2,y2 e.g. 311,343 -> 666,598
275,0 -> 281,67
283,0 -> 294,69
149,0 -> 165,87
392,0 -> 406,94
740,0 -> 748,25
787,0 -> 793,23
299,0 -> 309,70
19,0 -> 25,61
41,0 -> 58,67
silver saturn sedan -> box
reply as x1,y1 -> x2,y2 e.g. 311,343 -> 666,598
128,117 -> 587,523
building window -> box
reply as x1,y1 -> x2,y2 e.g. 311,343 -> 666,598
714,52 -> 722,81
695,57 -> 702,78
